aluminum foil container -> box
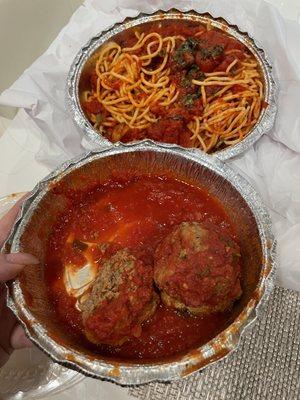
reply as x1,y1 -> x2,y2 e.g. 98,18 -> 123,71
3,141 -> 276,385
67,9 -> 277,161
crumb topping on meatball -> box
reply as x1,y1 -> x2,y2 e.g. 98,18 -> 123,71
81,249 -> 158,345
154,222 -> 242,315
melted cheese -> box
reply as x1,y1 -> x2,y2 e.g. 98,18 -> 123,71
63,238 -> 100,310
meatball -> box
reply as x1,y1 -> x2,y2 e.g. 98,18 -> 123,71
81,249 -> 158,345
154,222 -> 242,315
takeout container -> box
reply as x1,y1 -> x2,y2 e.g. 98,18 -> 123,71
4,141 -> 276,385
67,9 -> 277,161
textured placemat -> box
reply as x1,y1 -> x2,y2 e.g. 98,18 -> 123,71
129,286 -> 300,400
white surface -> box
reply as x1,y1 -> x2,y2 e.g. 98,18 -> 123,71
0,0 -> 299,399
0,110 -> 49,196
0,116 -> 11,138
0,0 -> 82,119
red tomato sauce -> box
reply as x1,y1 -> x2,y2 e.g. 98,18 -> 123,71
45,175 -> 238,362
81,20 -> 251,149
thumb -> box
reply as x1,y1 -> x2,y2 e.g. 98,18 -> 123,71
0,253 -> 39,282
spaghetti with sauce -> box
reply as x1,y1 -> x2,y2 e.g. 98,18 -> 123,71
81,20 -> 265,153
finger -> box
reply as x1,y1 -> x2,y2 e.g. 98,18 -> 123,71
0,193 -> 29,246
5,253 -> 39,265
10,324 -> 33,350
0,253 -> 39,282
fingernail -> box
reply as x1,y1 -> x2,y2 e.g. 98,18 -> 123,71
6,253 -> 40,265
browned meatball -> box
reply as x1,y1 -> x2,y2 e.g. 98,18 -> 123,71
81,249 -> 158,345
154,222 -> 242,315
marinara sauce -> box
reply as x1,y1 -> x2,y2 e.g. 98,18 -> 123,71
82,19 -> 250,148
45,175 -> 238,362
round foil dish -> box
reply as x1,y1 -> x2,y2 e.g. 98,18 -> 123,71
67,9 -> 277,160
3,141 -> 275,385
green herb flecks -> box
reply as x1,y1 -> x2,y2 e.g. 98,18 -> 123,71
95,113 -> 105,125
181,65 -> 205,88
211,45 -> 224,58
197,44 -> 224,60
183,91 -> 201,107
174,38 -> 199,67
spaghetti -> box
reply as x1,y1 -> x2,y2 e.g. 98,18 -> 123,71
81,20 -> 265,152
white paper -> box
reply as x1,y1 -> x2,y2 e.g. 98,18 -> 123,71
0,0 -> 300,291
